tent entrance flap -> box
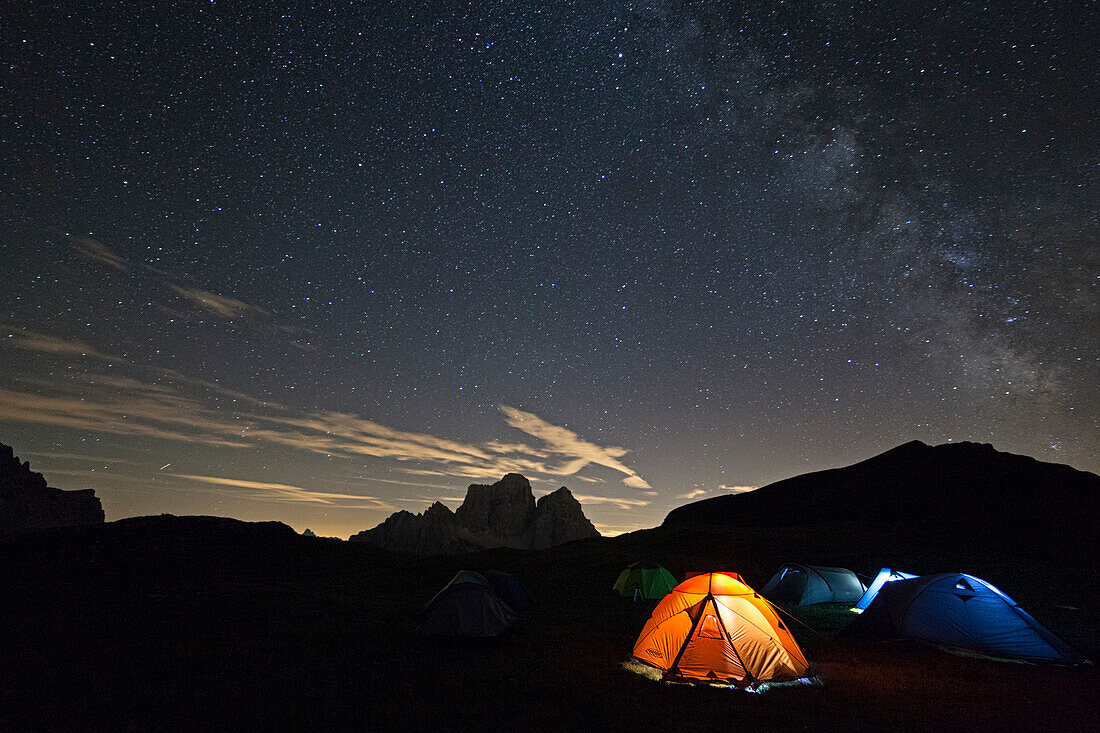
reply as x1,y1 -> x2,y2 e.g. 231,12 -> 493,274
671,598 -> 748,682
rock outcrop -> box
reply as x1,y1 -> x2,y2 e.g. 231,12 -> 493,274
350,473 -> 599,554
0,443 -> 105,536
530,487 -> 599,550
454,473 -> 537,547
355,501 -> 481,555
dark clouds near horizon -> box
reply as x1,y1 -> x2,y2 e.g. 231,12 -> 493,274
2,1 -> 1096,536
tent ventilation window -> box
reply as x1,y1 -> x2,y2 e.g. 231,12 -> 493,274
954,578 -> 974,592
699,615 -> 723,639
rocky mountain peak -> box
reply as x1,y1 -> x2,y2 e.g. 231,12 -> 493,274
351,474 -> 599,554
455,474 -> 536,544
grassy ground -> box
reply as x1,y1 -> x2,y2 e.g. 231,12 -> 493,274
0,518 -> 1096,730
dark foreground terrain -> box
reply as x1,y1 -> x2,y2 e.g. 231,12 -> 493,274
1,514 -> 1096,731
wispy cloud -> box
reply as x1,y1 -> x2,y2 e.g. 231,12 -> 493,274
592,521 -> 648,537
675,488 -> 708,500
168,285 -> 267,319
571,494 -> 651,510
0,387 -> 254,448
21,450 -> 142,466
72,235 -> 126,270
0,376 -> 651,502
5,330 -> 117,361
499,405 -> 652,489
483,440 -> 547,457
1,328 -> 650,504
718,484 -> 758,494
170,474 -> 395,509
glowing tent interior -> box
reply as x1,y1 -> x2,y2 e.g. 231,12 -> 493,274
613,561 -> 677,600
631,572 -> 811,684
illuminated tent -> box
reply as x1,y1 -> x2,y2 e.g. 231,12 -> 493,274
614,561 -> 677,600
762,564 -> 866,605
419,571 -> 518,637
844,573 -> 1083,663
853,568 -> 919,612
631,572 -> 811,684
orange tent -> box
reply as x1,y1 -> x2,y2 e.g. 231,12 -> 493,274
631,572 -> 810,684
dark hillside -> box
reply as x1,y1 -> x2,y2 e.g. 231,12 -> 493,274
0,511 -> 1096,729
663,441 -> 1098,564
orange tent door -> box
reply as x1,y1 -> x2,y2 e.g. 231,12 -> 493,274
672,599 -> 748,682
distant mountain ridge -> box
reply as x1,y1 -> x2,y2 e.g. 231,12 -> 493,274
350,473 -> 599,554
663,441 -> 1098,558
0,443 -> 104,537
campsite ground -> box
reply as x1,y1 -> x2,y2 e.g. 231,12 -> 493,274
1,516 -> 1096,730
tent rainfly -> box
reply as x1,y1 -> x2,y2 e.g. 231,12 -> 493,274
843,572 -> 1084,663
419,570 -> 519,637
631,572 -> 811,685
484,570 -> 530,617
761,564 -> 866,605
614,561 -> 678,600
853,568 -> 919,612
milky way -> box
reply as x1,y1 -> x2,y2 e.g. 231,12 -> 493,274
2,2 -> 1096,537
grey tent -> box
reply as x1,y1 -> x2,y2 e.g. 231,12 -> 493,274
843,573 -> 1083,663
762,564 -> 866,605
419,570 -> 518,637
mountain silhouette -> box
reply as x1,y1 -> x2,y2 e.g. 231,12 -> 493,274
664,440 -> 1098,561
350,473 -> 599,554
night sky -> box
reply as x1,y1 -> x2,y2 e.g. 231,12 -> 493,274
3,2 -> 1097,539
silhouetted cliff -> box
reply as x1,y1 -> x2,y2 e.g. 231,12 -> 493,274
0,444 -> 104,536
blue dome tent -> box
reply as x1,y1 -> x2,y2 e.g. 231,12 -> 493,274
853,568 -> 919,612
844,572 -> 1082,663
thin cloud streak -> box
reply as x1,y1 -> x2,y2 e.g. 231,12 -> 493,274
21,451 -> 142,466
72,235 -> 126,270
5,330 -> 117,361
719,484 -> 758,493
675,489 -> 708,500
171,474 -> 396,509
0,388 -> 254,448
168,285 -> 267,319
499,405 -> 652,489
0,376 -> 651,502
571,494 -> 651,510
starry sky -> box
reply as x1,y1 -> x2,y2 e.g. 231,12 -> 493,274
2,1 -> 1097,539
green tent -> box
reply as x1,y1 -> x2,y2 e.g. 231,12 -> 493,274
614,561 -> 677,600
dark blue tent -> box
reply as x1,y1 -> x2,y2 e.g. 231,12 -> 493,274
484,570 -> 530,617
419,571 -> 518,637
844,572 -> 1082,663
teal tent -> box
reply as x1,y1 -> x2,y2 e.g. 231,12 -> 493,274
762,564 -> 866,605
